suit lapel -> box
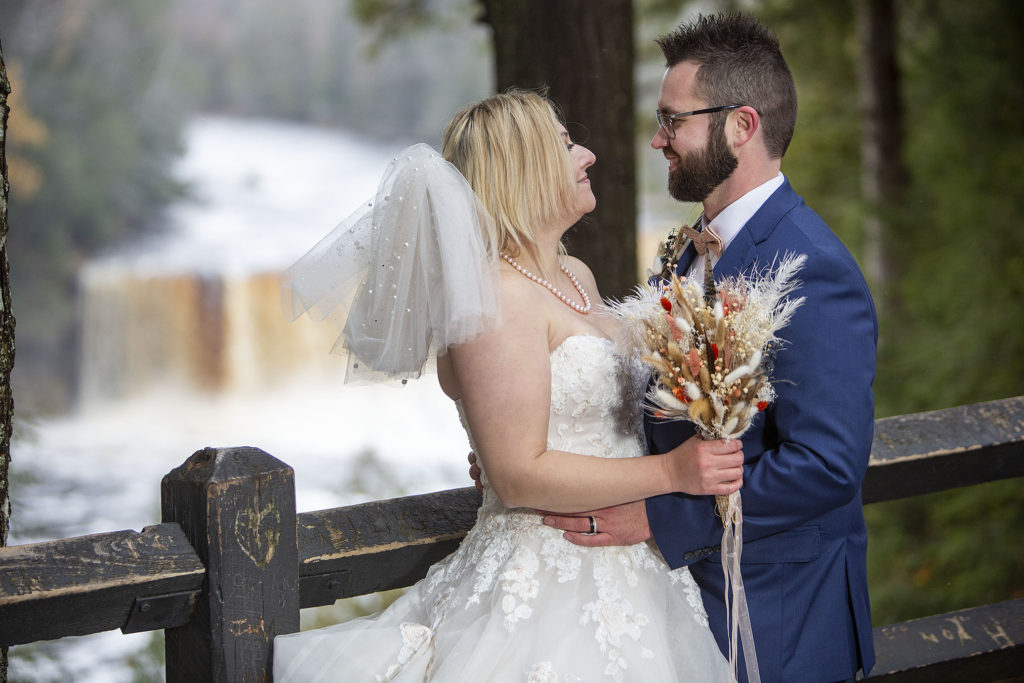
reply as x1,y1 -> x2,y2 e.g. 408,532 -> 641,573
712,178 -> 801,279
674,242 -> 699,277
714,228 -> 756,278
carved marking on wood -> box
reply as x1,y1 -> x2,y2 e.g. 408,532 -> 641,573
944,615 -> 972,644
230,616 -> 266,638
234,503 -> 280,569
983,620 -> 1015,648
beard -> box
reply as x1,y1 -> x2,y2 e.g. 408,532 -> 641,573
667,124 -> 738,203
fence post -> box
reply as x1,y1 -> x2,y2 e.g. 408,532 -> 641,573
162,446 -> 299,682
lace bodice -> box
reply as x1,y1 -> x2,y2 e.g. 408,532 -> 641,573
546,335 -> 647,459
461,334 -> 648,512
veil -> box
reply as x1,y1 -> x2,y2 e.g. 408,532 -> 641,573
281,143 -> 502,383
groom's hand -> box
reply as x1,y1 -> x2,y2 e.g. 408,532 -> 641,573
542,501 -> 652,547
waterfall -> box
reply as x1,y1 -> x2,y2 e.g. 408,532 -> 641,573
76,116 -> 400,402
78,267 -> 346,401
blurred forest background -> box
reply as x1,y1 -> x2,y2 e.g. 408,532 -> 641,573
0,0 -> 1022,677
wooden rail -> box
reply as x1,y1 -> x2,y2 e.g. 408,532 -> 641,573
0,524 -> 203,645
0,396 -> 1021,681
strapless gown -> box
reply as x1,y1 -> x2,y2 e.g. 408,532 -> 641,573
274,335 -> 731,682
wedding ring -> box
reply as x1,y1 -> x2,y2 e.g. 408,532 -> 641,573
587,516 -> 598,535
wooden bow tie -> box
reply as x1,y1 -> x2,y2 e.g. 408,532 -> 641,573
679,223 -> 724,259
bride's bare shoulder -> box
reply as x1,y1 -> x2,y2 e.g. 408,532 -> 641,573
498,263 -> 545,307
564,254 -> 595,277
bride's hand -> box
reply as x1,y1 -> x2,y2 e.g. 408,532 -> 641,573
665,435 -> 745,496
467,451 -> 483,493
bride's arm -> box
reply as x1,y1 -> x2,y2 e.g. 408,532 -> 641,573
450,275 -> 741,513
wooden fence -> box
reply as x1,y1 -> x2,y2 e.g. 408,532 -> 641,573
1,396 -> 1022,681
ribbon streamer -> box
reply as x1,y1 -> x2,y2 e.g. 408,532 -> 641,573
721,490 -> 760,683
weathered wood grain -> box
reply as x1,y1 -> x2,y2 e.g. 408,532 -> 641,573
866,598 -> 1024,681
161,446 -> 298,683
0,523 -> 203,646
295,487 -> 481,607
864,396 -> 1024,503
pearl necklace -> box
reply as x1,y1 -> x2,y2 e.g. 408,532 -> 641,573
500,253 -> 592,314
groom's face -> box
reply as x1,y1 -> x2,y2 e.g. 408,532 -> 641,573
652,62 -> 738,203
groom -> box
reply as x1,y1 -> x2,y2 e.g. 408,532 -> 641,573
544,12 -> 878,683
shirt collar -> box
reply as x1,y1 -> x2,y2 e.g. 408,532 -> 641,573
702,172 -> 785,249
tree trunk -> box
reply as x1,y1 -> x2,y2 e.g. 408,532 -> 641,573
855,0 -> 909,306
0,36 -> 13,683
481,0 -> 637,297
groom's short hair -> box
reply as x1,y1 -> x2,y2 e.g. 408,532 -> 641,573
657,12 -> 798,159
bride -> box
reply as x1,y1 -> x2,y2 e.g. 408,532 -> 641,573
274,90 -> 739,681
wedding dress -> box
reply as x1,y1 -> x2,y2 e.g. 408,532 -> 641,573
274,335 -> 732,682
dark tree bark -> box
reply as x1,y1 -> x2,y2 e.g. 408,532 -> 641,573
856,0 -> 909,306
0,36 -> 13,683
481,0 -> 637,297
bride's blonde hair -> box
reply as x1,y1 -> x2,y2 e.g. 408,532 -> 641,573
441,89 -> 576,280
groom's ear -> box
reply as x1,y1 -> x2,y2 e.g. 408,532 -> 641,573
726,106 -> 760,150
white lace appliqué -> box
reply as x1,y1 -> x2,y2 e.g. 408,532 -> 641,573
541,536 -> 583,583
500,545 -> 541,629
669,564 -> 710,627
579,552 -> 656,680
377,622 -> 432,682
527,661 -> 559,683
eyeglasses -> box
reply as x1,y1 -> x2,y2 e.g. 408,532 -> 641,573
655,105 -> 743,139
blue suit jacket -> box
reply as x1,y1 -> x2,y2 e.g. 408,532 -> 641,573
644,180 -> 878,683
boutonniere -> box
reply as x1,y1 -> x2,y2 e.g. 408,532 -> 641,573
648,224 -> 694,282
647,209 -> 703,282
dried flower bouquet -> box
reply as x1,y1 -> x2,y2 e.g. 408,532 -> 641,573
610,252 -> 807,683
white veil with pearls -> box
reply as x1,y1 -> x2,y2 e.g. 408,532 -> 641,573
281,143 -> 501,382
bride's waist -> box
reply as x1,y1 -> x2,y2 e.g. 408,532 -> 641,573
477,494 -> 540,522
469,501 -> 664,562
474,497 -> 612,540
474,499 -> 555,532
